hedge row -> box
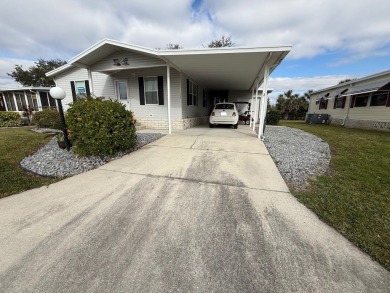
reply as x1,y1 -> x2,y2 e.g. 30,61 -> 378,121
32,109 -> 62,129
0,112 -> 21,127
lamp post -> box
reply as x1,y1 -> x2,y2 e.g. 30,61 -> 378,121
50,87 -> 71,151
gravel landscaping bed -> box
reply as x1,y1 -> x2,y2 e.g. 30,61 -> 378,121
20,133 -> 165,177
264,125 -> 331,190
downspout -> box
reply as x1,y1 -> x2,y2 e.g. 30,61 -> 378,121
342,82 -> 353,126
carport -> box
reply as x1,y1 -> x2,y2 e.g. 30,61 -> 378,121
160,46 -> 292,137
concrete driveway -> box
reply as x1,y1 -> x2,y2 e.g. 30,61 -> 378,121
0,126 -> 389,292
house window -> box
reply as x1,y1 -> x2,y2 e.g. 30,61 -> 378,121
187,80 -> 198,106
370,92 -> 388,106
115,81 -> 128,100
334,97 -> 346,109
319,99 -> 328,109
138,76 -> 163,106
354,94 -> 369,107
75,81 -> 86,95
144,77 -> 158,104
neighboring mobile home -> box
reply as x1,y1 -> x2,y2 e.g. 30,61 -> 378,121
307,70 -> 390,131
0,87 -> 56,112
46,39 -> 291,132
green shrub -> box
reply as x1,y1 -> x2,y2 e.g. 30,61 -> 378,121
32,109 -> 62,129
66,98 -> 136,157
266,110 -> 281,125
0,112 -> 22,127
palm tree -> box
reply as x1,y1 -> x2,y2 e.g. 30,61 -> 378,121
276,90 -> 300,119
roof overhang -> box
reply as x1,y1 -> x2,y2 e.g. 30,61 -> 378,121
342,80 -> 390,96
47,39 -> 291,91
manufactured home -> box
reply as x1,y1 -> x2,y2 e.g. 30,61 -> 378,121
307,70 -> 390,131
46,39 -> 291,132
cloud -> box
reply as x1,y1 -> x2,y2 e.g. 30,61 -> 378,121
0,0 -> 389,88
0,58 -> 36,89
203,0 -> 390,60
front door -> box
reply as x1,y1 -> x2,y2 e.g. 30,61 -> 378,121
115,80 -> 130,110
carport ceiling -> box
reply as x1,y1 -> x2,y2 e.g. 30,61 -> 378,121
161,47 -> 291,90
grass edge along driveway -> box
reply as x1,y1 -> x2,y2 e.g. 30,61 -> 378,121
0,127 -> 60,199
279,121 -> 390,271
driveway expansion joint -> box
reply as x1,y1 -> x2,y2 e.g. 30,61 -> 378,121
98,168 -> 290,194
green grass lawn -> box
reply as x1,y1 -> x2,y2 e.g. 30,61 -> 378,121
0,127 -> 61,198
279,121 -> 390,270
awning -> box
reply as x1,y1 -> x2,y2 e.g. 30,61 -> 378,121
342,80 -> 390,96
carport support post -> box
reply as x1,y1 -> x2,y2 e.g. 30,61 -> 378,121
167,65 -> 172,134
252,79 -> 259,131
258,64 -> 270,139
250,88 -> 255,127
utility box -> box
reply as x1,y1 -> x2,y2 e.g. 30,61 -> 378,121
306,114 -> 329,124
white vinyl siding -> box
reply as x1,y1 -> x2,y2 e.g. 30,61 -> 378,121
181,73 -> 211,119
91,50 -> 166,72
55,67 -> 89,110
112,67 -> 181,119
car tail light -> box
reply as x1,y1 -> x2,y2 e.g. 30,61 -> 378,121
211,112 -> 215,116
232,112 -> 237,116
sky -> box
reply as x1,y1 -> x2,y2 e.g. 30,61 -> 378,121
1,0 -> 390,103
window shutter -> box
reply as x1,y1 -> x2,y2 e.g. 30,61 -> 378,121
187,79 -> 191,105
138,77 -> 145,105
158,76 -> 164,105
342,96 -> 346,108
386,92 -> 390,107
85,80 -> 91,97
70,81 -> 77,102
333,98 -> 337,109
350,96 -> 355,108
325,99 -> 328,109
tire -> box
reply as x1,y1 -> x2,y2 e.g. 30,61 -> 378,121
233,123 -> 238,129
245,120 -> 249,125
209,123 -> 214,128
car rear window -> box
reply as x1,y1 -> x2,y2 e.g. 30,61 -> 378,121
215,104 -> 234,110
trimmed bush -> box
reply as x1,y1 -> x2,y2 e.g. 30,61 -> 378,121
66,98 -> 136,157
266,110 -> 281,125
0,112 -> 22,127
32,109 -> 62,129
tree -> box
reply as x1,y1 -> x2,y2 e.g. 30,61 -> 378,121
303,89 -> 313,101
275,90 -> 309,120
8,58 -> 67,87
276,90 -> 299,120
166,43 -> 183,50
205,35 -> 233,48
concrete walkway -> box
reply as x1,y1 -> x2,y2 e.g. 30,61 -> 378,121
0,126 -> 389,292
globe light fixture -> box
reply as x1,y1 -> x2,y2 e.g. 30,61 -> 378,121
50,87 -> 70,151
